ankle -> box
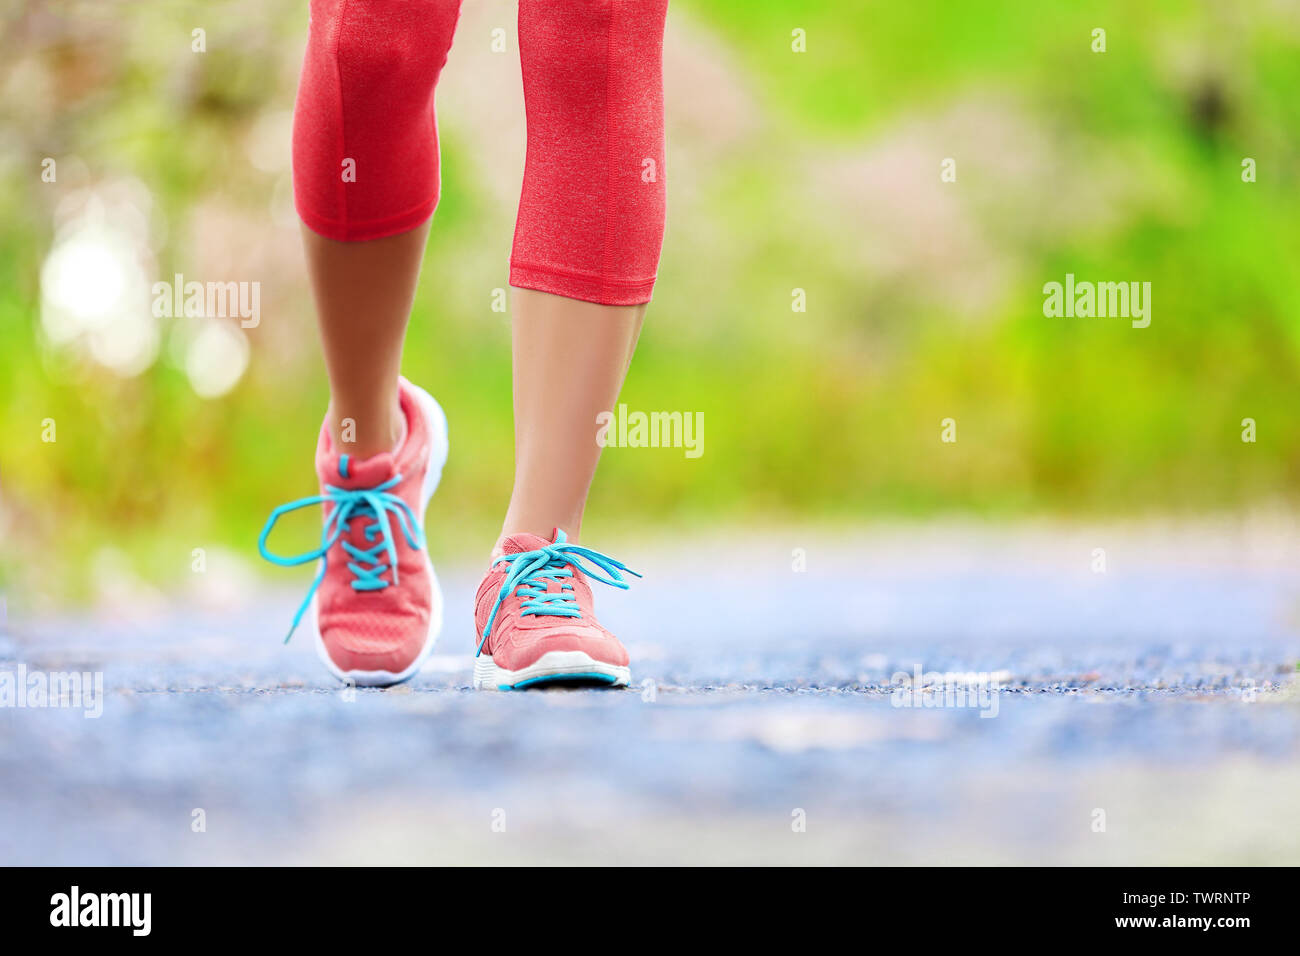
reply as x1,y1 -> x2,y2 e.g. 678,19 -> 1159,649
328,398 -> 404,459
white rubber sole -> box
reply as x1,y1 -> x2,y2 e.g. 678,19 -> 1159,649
473,650 -> 631,691
310,380 -> 449,688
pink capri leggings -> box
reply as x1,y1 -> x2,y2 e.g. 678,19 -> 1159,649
292,0 -> 668,306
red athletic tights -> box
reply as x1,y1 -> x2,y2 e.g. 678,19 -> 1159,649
293,0 -> 668,306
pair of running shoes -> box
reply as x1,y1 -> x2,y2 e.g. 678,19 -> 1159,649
257,377 -> 636,690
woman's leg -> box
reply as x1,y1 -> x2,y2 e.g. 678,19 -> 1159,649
469,0 -> 668,689
501,0 -> 669,546
303,222 -> 429,459
261,0 -> 461,685
501,290 -> 644,544
293,0 -> 461,458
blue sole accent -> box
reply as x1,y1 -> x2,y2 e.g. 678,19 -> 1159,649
505,672 -> 621,691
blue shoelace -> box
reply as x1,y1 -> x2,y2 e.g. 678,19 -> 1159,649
478,530 -> 640,656
258,455 -> 423,642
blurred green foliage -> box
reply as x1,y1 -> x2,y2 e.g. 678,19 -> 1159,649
1,0 -> 1298,604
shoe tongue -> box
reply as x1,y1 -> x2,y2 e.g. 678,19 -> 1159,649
321,450 -> 396,490
497,531 -> 555,555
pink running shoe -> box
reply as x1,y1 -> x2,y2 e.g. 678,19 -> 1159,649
473,530 -> 639,690
259,377 -> 449,686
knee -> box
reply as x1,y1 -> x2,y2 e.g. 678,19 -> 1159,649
519,0 -> 667,73
307,0 -> 459,85
517,0 -> 668,142
519,0 -> 667,32
295,0 -> 461,241
511,0 -> 668,305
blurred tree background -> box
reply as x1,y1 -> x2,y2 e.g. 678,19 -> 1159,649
1,0 -> 1298,607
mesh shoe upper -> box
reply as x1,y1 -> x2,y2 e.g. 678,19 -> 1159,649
312,384 -> 436,674
473,530 -> 633,673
